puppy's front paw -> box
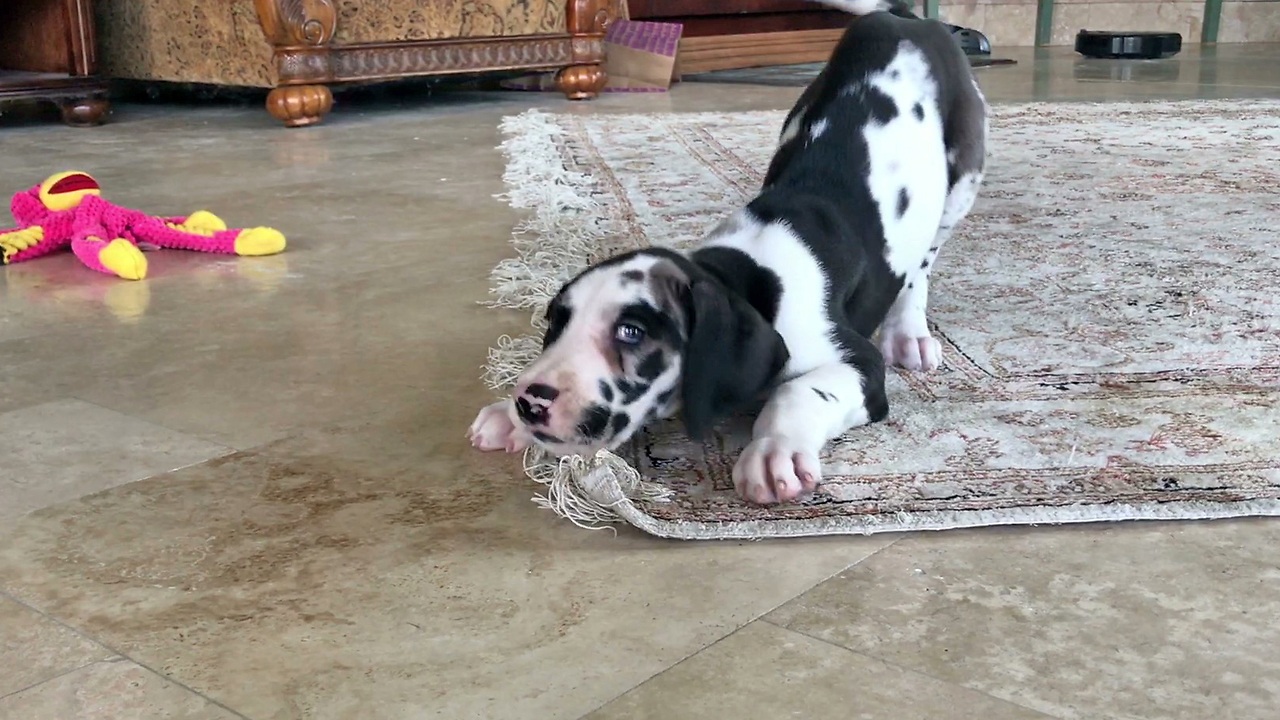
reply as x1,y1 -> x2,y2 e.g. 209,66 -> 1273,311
879,328 -> 942,371
732,437 -> 822,505
467,400 -> 532,453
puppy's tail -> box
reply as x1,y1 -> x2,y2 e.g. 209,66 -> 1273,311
807,0 -> 916,18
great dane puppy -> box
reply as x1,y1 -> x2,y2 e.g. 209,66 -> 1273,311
470,0 -> 988,505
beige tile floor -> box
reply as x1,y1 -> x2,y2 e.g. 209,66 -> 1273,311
1,44 -> 1278,720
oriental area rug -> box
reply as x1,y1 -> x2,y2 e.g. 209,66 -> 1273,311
483,100 -> 1280,539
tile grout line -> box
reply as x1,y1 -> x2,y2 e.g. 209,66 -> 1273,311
0,589 -> 257,720
71,392 -> 410,455
0,657 -> 108,701
762,618 -> 1066,720
567,536 -> 906,720
1,396 -> 238,527
2,396 -> 237,481
70,395 -> 242,455
744,535 -> 905,620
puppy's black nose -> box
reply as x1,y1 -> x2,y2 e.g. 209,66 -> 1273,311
525,383 -> 559,401
515,397 -> 545,425
516,383 -> 559,426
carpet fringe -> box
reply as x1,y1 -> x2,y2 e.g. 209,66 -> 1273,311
485,110 -> 651,528
483,111 -> 632,392
487,111 -> 626,319
480,334 -> 541,395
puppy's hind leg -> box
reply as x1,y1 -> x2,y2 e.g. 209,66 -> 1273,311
879,273 -> 941,371
881,90 -> 986,372
878,170 -> 982,370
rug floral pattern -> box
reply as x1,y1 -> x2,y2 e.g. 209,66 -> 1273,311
494,101 -> 1280,534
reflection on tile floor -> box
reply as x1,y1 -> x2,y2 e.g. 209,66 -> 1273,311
1,44 -> 1278,720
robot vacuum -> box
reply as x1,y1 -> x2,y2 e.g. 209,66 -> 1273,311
1075,30 -> 1182,59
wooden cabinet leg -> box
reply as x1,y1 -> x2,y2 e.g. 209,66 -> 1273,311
556,64 -> 606,100
560,0 -> 616,100
58,96 -> 110,127
266,85 -> 333,127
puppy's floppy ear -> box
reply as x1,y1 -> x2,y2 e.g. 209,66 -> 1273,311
680,279 -> 789,440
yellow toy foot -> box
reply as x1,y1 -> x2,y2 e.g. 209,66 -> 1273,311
234,227 -> 286,256
177,210 -> 228,236
99,238 -> 148,280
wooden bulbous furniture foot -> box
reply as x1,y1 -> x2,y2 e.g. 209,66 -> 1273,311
556,64 -> 606,100
266,85 -> 334,127
58,97 -> 110,127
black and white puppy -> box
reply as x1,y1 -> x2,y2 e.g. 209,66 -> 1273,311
469,0 -> 988,505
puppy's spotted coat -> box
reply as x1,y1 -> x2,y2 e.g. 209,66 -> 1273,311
470,0 -> 988,505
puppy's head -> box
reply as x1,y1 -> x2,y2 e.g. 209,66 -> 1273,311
510,248 -> 789,455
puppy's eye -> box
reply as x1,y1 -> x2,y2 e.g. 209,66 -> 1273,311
615,323 -> 646,345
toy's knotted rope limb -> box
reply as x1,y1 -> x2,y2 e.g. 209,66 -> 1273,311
524,446 -> 674,533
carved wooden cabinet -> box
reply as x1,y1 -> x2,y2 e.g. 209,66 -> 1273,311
0,0 -> 109,126
92,0 -> 621,128
255,0 -> 619,126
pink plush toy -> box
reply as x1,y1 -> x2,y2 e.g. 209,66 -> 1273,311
0,171 -> 285,280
